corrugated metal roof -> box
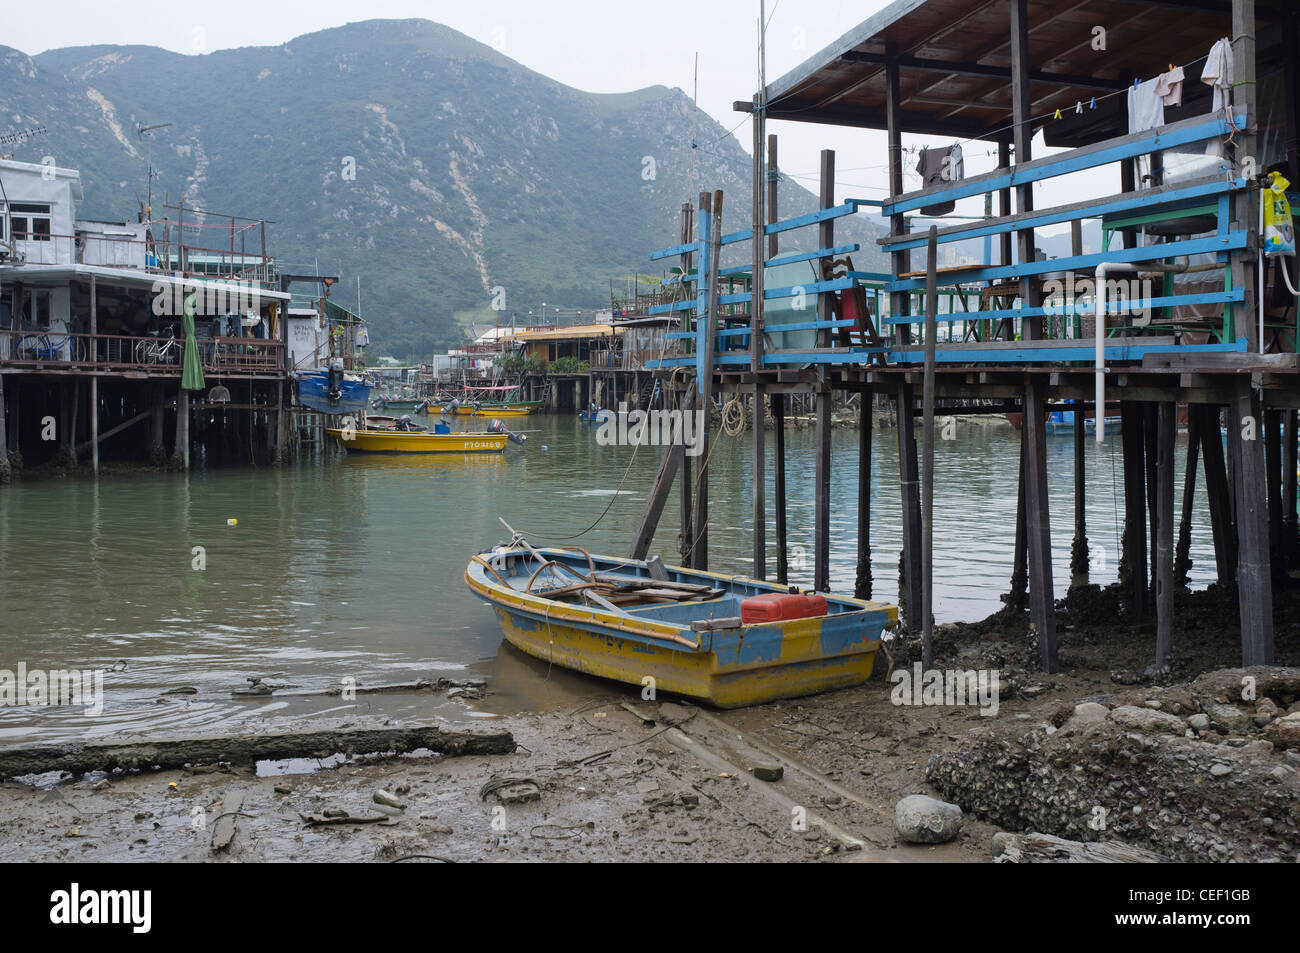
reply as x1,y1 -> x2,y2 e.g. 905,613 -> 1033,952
515,323 -> 623,341
748,0 -> 1277,143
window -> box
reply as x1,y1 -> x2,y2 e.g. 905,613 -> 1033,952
8,203 -> 52,242
23,290 -> 52,329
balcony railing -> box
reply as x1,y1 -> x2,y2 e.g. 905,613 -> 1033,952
646,109 -> 1265,378
0,330 -> 284,375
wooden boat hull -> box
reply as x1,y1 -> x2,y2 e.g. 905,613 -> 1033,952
327,428 -> 507,454
374,399 -> 425,412
465,548 -> 897,708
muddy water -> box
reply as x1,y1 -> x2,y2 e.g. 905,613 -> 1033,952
0,414 -> 1216,743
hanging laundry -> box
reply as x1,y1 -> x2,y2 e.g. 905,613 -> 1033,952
1127,77 -> 1165,134
1201,37 -> 1233,157
915,143 -> 963,216
1201,37 -> 1233,113
1153,65 -> 1184,107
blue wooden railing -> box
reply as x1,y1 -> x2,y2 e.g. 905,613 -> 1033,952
645,109 -> 1253,377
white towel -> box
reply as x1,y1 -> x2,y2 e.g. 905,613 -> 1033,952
1201,37 -> 1233,112
1153,66 -> 1184,107
1127,78 -> 1165,134
1201,37 -> 1233,156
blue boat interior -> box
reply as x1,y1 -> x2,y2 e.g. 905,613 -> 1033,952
478,545 -> 871,624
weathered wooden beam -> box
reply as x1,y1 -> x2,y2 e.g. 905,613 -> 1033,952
897,380 -> 922,631
1155,401 -> 1176,674
1199,403 -> 1236,585
1175,406 -> 1201,586
1120,401 -> 1148,615
1230,380 -> 1274,664
773,391 -> 788,584
1070,398 -> 1089,586
855,384 -> 873,600
815,384 -> 832,592
630,388 -> 695,561
0,725 -> 517,779
1024,374 -> 1058,672
921,226 -> 938,668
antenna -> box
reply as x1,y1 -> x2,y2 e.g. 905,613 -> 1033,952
135,121 -> 172,229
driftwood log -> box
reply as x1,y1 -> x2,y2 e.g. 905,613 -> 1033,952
0,725 -> 516,779
993,831 -> 1172,863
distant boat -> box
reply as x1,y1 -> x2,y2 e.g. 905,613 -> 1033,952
465,540 -> 897,708
579,408 -> 611,422
1007,409 -> 1121,435
426,399 -> 539,417
372,396 -> 427,413
294,367 -> 372,414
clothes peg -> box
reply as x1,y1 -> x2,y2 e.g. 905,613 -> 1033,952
1089,96 -> 1096,109
1075,101 -> 1082,114
1053,108 -> 1062,119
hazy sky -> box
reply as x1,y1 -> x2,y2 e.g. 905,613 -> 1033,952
12,0 -> 1086,229
10,0 -> 911,199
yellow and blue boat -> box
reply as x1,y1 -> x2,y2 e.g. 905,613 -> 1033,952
465,543 -> 897,708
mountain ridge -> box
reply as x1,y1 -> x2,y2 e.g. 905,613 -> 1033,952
1,19 -> 886,357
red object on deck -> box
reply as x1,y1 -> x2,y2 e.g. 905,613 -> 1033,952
740,592 -> 829,624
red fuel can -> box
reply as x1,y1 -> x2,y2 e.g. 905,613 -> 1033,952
740,592 -> 829,624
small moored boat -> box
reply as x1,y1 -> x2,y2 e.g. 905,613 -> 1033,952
328,416 -> 526,454
465,533 -> 897,708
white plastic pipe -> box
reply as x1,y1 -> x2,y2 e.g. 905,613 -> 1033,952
1094,259 -> 1187,444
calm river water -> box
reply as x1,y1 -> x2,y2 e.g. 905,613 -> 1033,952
0,414 -> 1216,742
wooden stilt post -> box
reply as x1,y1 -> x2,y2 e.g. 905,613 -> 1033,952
90,276 -> 99,475
751,95 -> 766,581
1231,0 -> 1259,352
1155,401 -> 1175,674
1024,374 -> 1058,672
1144,403 -> 1159,596
1007,433 -> 1028,611
1265,407 -> 1282,571
897,380 -> 922,631
921,227 -> 938,669
1200,404 -> 1236,586
1120,400 -> 1148,615
1175,404 -> 1201,587
813,150 -> 834,592
1070,403 -> 1089,586
631,389 -> 694,561
772,391 -> 788,583
1231,380 -> 1273,664
815,382 -> 831,593
854,384 -> 873,600
1285,410 -> 1298,569
0,373 -> 8,475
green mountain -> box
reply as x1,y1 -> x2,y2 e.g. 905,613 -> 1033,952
1,19 -> 887,358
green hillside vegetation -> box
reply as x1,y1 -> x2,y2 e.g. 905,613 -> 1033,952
0,19 -> 887,359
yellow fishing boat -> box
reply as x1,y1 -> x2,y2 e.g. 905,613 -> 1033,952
327,427 -> 508,454
465,536 -> 897,708
425,401 -> 538,417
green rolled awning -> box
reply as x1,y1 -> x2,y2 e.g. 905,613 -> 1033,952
181,292 -> 206,391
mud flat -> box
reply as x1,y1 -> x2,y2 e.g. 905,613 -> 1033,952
1,584 -> 1295,863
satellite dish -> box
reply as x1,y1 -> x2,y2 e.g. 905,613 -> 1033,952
208,385 -> 232,403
